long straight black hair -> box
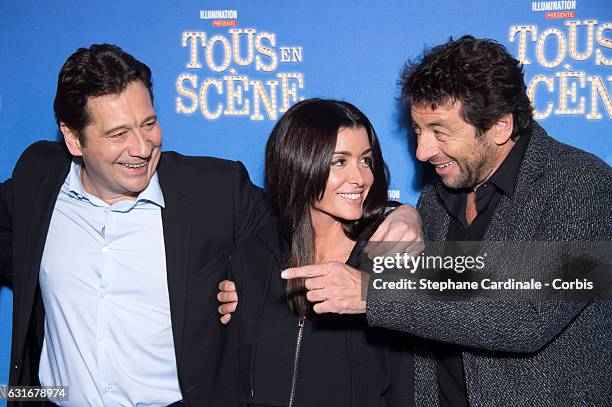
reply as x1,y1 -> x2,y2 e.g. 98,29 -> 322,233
265,98 -> 388,316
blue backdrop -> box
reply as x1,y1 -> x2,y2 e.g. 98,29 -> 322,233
1,0 -> 610,397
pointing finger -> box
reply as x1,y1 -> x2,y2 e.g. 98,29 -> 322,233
281,264 -> 328,280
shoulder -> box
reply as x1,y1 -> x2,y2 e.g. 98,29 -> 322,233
525,131 -> 611,239
157,151 -> 258,201
537,137 -> 611,204
529,124 -> 610,187
14,140 -> 69,167
159,151 -> 246,175
12,140 -> 70,179
233,221 -> 284,259
551,142 -> 609,181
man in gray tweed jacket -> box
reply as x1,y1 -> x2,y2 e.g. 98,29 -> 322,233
365,36 -> 612,406
283,35 -> 611,406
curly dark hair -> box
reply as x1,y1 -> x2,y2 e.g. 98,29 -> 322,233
53,44 -> 153,146
400,35 -> 533,139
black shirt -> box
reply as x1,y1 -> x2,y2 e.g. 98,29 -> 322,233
433,131 -> 530,406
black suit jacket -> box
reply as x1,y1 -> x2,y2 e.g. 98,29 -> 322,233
0,141 -> 274,406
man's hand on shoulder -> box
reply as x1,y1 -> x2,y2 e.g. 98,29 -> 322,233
365,204 -> 424,258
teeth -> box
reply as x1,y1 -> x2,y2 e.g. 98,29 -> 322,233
436,161 -> 453,168
338,193 -> 361,200
121,162 -> 147,169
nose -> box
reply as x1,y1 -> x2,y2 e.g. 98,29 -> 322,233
415,131 -> 439,162
347,162 -> 366,187
128,129 -> 152,158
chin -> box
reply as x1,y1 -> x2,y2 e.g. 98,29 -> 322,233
123,182 -> 149,195
336,210 -> 363,222
441,180 -> 457,189
440,176 -> 462,189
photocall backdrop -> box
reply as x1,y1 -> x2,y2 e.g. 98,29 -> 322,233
0,0 -> 610,393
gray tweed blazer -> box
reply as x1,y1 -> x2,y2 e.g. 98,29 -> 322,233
367,123 -> 612,406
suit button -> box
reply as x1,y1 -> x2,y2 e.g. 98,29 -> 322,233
14,364 -> 18,369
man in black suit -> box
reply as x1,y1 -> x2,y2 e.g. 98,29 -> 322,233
0,43 -> 274,407
0,44 -> 421,407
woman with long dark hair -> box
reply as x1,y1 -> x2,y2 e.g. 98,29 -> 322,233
227,98 -> 414,406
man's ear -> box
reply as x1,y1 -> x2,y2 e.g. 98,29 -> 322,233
492,113 -> 514,146
60,123 -> 84,157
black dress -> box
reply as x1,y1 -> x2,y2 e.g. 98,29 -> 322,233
228,221 -> 415,407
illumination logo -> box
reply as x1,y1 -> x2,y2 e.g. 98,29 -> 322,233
200,9 -> 238,27
531,1 -> 577,20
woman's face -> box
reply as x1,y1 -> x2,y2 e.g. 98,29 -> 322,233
311,126 -> 374,223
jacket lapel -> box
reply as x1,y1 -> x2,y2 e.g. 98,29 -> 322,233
485,123 -> 548,241
431,203 -> 450,242
16,151 -> 70,363
157,155 -> 193,364
420,189 -> 450,242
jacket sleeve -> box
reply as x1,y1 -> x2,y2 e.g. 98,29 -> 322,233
0,178 -> 12,286
232,161 -> 275,245
225,246 -> 252,404
367,161 -> 612,353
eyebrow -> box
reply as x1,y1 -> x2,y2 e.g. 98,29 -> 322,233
102,114 -> 157,136
332,148 -> 372,156
102,125 -> 130,136
426,120 -> 448,128
143,114 -> 158,124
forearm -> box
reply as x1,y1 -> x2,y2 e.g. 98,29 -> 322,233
366,296 -> 586,353
365,242 -> 592,353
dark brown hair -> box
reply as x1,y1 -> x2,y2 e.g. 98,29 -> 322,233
265,98 -> 388,316
54,44 -> 153,145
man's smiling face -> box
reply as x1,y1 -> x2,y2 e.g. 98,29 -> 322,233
62,80 -> 162,204
411,101 -> 497,190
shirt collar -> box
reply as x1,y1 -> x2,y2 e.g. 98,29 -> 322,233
435,129 -> 531,200
65,160 -> 165,209
486,130 -> 530,197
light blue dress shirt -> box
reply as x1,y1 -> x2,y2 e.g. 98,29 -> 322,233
38,161 -> 182,406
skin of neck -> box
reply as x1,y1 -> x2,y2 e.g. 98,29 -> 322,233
80,166 -> 138,205
310,208 -> 356,264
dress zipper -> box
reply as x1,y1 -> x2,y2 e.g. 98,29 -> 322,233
288,316 -> 306,407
